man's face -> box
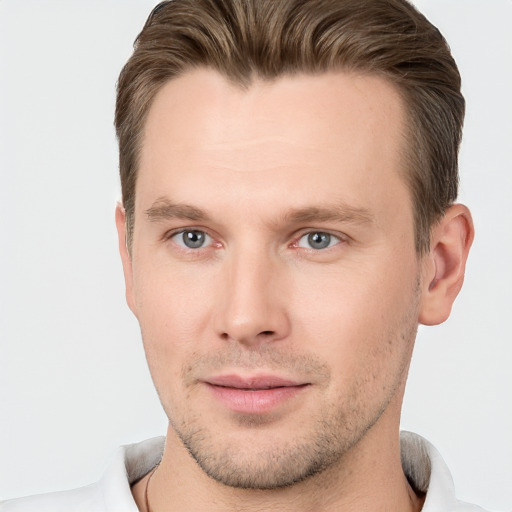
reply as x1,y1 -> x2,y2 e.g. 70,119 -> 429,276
120,69 -> 426,488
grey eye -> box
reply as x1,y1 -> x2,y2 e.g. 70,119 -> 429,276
297,232 -> 339,250
173,230 -> 211,249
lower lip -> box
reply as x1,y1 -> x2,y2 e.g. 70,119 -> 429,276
206,384 -> 308,414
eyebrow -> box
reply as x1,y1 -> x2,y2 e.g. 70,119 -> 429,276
144,197 -> 374,226
282,205 -> 374,226
145,198 -> 210,222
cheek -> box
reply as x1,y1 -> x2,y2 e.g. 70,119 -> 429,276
134,255 -> 212,324
131,261 -> 216,378
291,259 -> 419,369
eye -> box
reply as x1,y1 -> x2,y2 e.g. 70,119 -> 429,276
297,232 -> 341,250
171,230 -> 212,249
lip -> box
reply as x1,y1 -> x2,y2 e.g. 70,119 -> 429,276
203,374 -> 309,414
206,374 -> 303,389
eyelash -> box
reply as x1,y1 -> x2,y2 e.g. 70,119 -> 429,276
165,228 -> 219,251
163,228 -> 346,253
292,231 -> 344,251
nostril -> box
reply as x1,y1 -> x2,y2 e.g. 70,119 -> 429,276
260,331 -> 274,336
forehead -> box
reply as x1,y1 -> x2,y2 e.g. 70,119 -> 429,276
137,68 -> 410,224
142,68 -> 406,163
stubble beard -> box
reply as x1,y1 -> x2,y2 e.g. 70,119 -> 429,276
167,345 -> 416,488
168,402 -> 362,489
158,283 -> 421,491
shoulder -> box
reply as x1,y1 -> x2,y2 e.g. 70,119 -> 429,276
0,483 -> 103,512
1,437 -> 164,512
455,503 -> 496,512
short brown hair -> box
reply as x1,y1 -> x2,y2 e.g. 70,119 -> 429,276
115,0 -> 464,253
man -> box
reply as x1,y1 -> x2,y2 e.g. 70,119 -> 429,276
2,0 -> 489,510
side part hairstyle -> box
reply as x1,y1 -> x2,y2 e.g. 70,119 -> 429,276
115,0 -> 464,254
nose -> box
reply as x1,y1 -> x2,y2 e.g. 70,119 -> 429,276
214,246 -> 291,347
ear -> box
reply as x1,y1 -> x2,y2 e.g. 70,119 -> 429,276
115,203 -> 138,316
419,204 -> 474,326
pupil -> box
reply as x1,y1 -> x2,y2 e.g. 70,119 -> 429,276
308,232 -> 330,249
184,230 -> 205,248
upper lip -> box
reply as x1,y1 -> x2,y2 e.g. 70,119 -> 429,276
204,374 -> 305,390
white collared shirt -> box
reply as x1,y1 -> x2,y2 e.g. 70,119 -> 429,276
1,432 -> 491,511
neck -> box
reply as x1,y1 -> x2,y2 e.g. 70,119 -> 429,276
133,417 -> 424,512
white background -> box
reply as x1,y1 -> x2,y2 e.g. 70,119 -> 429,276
1,1 -> 511,509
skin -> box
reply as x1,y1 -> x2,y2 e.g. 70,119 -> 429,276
119,69 -> 473,511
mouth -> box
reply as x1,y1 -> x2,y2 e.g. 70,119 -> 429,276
203,374 -> 310,414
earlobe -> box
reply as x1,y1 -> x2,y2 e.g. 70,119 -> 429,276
115,203 -> 138,316
419,204 -> 474,326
